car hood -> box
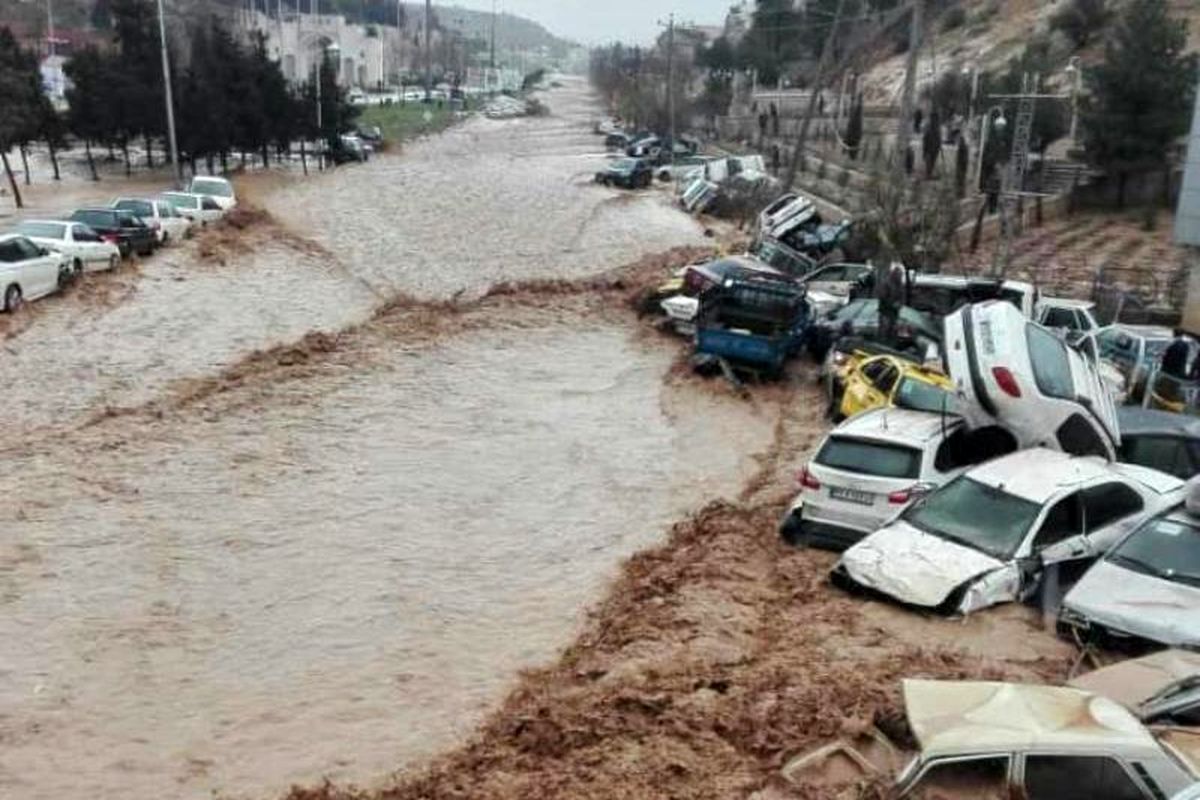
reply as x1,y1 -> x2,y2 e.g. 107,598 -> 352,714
839,522 -> 1005,608
1064,560 -> 1200,648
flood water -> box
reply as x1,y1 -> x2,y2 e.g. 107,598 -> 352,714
0,80 -> 773,799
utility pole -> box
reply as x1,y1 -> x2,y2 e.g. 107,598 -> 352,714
664,13 -> 675,165
894,0 -> 923,164
46,0 -> 54,57
783,0 -> 846,191
424,0 -> 432,102
490,0 -> 497,70
990,74 -> 1040,276
155,0 -> 181,185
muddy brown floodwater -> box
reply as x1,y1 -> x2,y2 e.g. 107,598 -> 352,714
0,79 -> 747,800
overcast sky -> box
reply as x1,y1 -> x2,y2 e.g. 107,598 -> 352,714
446,1 -> 733,45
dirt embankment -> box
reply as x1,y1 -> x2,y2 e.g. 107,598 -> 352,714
272,264 -> 1071,800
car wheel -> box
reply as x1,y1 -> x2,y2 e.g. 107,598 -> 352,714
58,265 -> 72,290
108,254 -> 119,271
4,284 -> 22,313
73,258 -> 84,277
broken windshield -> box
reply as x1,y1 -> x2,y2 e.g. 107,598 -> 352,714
903,477 -> 1042,560
1107,517 -> 1200,588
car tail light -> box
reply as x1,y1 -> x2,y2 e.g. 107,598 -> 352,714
796,466 -> 821,491
889,483 -> 933,505
991,366 -> 1022,398
101,233 -> 119,244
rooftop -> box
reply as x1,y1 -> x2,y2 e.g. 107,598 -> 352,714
904,680 -> 1159,758
833,408 -> 961,446
967,449 -> 1109,503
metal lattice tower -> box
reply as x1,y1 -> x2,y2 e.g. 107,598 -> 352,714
991,74 -> 1039,276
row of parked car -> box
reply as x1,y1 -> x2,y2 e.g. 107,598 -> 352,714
645,189 -> 1200,797
0,176 -> 238,312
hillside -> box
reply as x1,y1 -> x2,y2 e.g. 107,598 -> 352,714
858,0 -> 1200,104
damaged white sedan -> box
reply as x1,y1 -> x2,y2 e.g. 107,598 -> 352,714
831,448 -> 1184,615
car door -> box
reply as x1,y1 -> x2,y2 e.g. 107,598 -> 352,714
898,754 -> 1014,799
842,358 -> 893,417
13,237 -> 58,298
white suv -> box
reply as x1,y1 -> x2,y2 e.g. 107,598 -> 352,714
780,408 -> 1017,550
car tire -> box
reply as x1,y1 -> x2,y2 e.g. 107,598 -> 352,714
4,284 -> 22,313
73,258 -> 84,276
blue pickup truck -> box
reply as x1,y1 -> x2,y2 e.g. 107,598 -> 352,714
695,277 -> 811,377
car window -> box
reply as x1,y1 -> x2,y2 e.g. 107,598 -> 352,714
934,427 -> 1018,472
1025,755 -> 1146,800
0,240 -> 24,263
910,756 -> 1010,800
860,359 -> 888,383
13,237 -> 41,259
1120,435 -> 1197,480
1100,330 -> 1136,359
874,364 -> 900,394
16,221 -> 66,239
1044,307 -> 1080,329
1171,703 -> 1200,726
190,178 -> 233,197
1107,516 -> 1200,589
201,198 -> 221,211
811,266 -> 844,282
1033,493 -> 1083,550
814,437 -> 921,480
117,213 -> 142,227
904,477 -> 1042,559
1082,482 -> 1144,531
895,377 -> 953,413
72,210 -> 112,227
1028,323 -> 1076,399
114,199 -> 153,216
72,225 -> 99,242
1056,414 -> 1110,458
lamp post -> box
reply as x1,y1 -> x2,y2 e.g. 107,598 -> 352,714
155,0 -> 181,186
976,105 -> 1007,193
963,64 -> 978,130
1065,56 -> 1082,146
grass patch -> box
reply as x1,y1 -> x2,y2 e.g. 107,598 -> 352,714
358,103 -> 458,146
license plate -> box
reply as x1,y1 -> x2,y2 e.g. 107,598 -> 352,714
830,487 -> 874,506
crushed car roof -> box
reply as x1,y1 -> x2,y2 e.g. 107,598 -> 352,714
967,449 -> 1111,503
903,679 -> 1159,757
1069,649 -> 1200,710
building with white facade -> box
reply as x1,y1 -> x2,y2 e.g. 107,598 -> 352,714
1176,75 -> 1200,247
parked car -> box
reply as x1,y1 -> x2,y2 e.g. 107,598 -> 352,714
759,193 -> 819,241
780,408 -> 1017,550
907,273 -> 1038,318
160,192 -> 225,226
808,298 -> 941,361
1058,494 -> 1200,652
0,233 -> 71,311
1069,648 -> 1200,726
832,449 -> 1185,615
186,176 -> 237,210
67,208 -> 156,258
694,275 -> 811,376
655,154 -> 712,182
13,220 -> 120,274
894,680 -> 1198,799
604,131 -> 633,150
1037,297 -> 1101,337
1098,323 -> 1174,402
943,300 -> 1121,461
595,157 -> 653,189
356,125 -> 384,145
831,352 -> 955,421
112,197 -> 191,245
1118,408 -> 1200,480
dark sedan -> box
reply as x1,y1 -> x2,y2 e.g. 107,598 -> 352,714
595,157 -> 653,189
68,208 -> 156,257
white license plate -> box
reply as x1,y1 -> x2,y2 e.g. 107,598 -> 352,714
830,487 -> 874,506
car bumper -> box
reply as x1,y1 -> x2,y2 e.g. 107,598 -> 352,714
1055,607 -> 1166,655
779,508 -> 874,551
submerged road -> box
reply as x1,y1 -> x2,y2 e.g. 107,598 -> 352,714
0,79 -> 778,799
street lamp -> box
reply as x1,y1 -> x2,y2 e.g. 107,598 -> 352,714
962,64 -> 979,130
1065,56 -> 1082,146
976,105 -> 1007,193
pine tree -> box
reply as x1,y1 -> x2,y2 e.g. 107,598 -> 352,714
845,93 -> 864,161
0,27 -> 41,207
1082,0 -> 1198,208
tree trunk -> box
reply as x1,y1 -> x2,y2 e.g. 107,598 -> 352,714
19,144 -> 31,185
220,151 -> 228,172
300,140 -> 308,175
1117,171 -> 1128,209
144,134 -> 154,168
47,137 -> 61,180
206,153 -> 214,174
239,149 -> 247,167
261,144 -> 270,168
2,152 -> 24,209
85,140 -> 99,181
121,139 -> 131,177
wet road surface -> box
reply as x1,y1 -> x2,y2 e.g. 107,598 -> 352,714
0,79 -> 765,800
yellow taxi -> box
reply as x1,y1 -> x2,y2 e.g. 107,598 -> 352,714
832,352 -> 954,420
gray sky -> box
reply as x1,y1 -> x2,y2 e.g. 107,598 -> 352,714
447,1 -> 733,46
